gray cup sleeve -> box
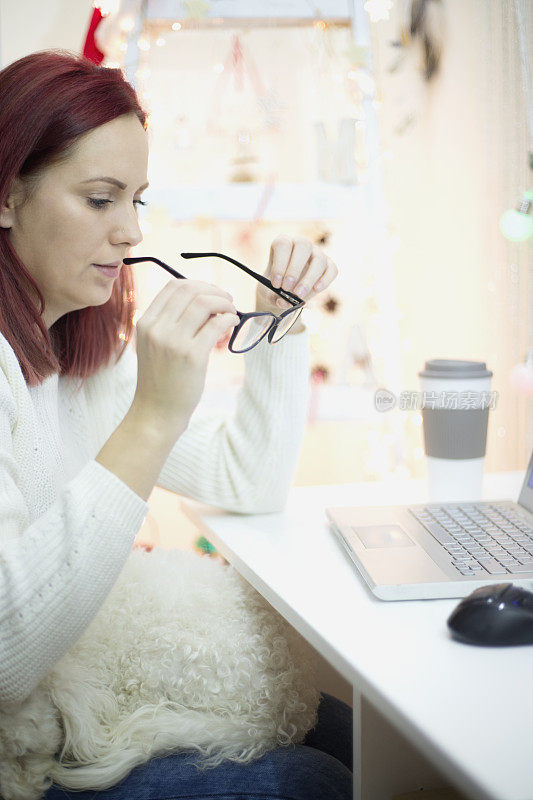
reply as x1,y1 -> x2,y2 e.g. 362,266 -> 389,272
421,408 -> 489,459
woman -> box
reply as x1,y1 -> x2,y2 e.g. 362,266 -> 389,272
0,49 -> 351,799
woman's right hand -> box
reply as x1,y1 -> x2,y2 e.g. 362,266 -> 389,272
131,279 -> 240,440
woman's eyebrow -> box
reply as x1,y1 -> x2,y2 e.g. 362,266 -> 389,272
81,176 -> 149,191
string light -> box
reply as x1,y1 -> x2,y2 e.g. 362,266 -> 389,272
172,22 -> 182,31
156,37 -> 166,46
137,37 -> 150,51
213,63 -> 224,74
119,16 -> 135,32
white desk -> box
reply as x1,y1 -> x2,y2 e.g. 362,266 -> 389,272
183,472 -> 533,800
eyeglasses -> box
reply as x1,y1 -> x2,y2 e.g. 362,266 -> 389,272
123,252 -> 305,353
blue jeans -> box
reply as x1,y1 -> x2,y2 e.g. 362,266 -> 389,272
43,692 -> 353,800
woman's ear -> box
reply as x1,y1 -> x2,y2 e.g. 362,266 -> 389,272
0,177 -> 24,229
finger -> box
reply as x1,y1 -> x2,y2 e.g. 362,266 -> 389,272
140,284 -> 230,334
138,279 -> 178,325
195,311 -> 240,351
293,249 -> 328,299
304,256 -> 338,299
176,293 -> 238,340
141,280 -> 234,327
268,235 -> 295,288
280,238 -> 313,292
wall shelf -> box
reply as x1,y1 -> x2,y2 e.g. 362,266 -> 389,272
146,0 -> 353,23
144,181 -> 366,221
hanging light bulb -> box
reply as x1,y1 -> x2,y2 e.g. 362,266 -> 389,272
500,190 -> 533,242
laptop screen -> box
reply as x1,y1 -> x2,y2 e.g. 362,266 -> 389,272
518,449 -> 533,514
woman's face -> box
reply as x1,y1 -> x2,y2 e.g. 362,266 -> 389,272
0,113 -> 149,328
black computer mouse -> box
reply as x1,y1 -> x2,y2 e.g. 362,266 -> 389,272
447,583 -> 533,646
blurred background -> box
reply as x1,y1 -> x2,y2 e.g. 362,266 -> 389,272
1,0 -> 531,493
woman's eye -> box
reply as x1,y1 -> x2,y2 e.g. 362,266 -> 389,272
88,197 -> 111,209
87,198 -> 148,210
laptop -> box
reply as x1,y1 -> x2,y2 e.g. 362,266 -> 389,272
326,450 -> 533,600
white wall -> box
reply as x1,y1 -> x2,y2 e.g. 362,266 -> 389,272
0,0 -> 94,67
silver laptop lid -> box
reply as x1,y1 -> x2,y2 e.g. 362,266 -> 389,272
518,449 -> 533,514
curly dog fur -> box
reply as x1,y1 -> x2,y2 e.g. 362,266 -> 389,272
0,548 -> 321,799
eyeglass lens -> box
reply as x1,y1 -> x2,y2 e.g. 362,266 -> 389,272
231,307 -> 304,352
270,307 -> 303,343
232,315 -> 273,352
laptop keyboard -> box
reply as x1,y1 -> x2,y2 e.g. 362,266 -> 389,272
408,503 -> 533,576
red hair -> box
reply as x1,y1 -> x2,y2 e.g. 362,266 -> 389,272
0,49 -> 148,386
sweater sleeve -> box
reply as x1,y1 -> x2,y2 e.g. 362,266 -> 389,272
0,370 -> 149,705
113,330 -> 311,514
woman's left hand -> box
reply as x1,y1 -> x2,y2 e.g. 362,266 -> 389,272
255,236 -> 338,326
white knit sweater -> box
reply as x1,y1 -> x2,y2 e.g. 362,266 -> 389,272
0,328 -> 309,706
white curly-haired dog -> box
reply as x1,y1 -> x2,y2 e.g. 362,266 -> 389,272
0,547 -> 321,799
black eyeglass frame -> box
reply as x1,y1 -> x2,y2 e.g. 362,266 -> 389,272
123,252 -> 305,353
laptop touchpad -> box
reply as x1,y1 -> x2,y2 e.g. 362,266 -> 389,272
352,525 -> 415,548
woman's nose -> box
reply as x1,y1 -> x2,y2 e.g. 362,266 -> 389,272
111,209 -> 143,248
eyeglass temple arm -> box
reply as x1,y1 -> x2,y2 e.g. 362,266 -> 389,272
180,252 -> 302,305
123,256 -> 186,281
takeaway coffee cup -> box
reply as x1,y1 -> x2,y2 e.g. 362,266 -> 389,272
418,359 -> 493,502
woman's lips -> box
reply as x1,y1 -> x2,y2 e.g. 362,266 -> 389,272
92,263 -> 122,277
